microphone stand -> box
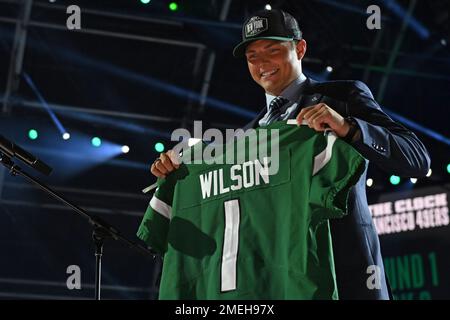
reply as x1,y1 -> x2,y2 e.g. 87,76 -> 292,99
0,152 -> 158,300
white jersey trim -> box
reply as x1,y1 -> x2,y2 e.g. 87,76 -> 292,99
150,196 -> 172,220
287,119 -> 308,125
313,133 -> 337,176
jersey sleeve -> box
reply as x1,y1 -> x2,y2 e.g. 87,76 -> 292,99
309,132 -> 365,220
136,166 -> 186,254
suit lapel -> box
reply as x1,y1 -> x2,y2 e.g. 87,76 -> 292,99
286,78 -> 322,119
243,77 -> 323,129
243,107 -> 267,130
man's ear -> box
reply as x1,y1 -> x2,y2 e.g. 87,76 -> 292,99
296,39 -> 307,60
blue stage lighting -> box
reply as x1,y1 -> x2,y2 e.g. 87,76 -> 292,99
92,137 -> 102,147
155,142 -> 165,153
390,175 -> 401,185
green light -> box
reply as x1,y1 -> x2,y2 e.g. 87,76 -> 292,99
169,2 -> 178,11
390,175 -> 401,185
91,137 -> 102,147
447,163 -> 450,174
28,129 -> 38,140
140,0 -> 151,4
155,142 -> 165,153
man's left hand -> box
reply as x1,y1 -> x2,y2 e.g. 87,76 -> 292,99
296,103 -> 350,138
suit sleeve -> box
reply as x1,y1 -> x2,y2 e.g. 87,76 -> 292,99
346,81 -> 431,177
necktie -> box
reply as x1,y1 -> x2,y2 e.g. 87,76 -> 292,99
265,96 -> 289,125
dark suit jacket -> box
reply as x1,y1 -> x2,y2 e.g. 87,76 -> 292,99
243,78 -> 431,300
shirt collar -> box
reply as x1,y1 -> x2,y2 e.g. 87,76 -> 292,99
265,73 -> 307,110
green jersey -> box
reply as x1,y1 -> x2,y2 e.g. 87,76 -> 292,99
137,120 -> 365,299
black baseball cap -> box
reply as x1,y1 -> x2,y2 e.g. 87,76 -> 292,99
233,9 -> 302,58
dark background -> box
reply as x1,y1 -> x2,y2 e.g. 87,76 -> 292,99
0,0 -> 448,299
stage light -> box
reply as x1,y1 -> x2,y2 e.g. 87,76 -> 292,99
410,178 -> 417,184
122,145 -> 130,154
265,4 -> 272,10
28,129 -> 38,140
62,132 -> 71,140
49,0 -> 56,3
155,142 -> 165,153
140,0 -> 151,4
92,137 -> 102,147
447,163 -> 450,174
326,66 -> 333,72
169,2 -> 178,11
441,39 -> 447,46
366,178 -> 373,187
426,169 -> 432,177
390,175 -> 400,185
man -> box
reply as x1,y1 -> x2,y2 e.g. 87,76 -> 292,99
150,9 -> 431,299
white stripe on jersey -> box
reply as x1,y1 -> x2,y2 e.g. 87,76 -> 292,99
312,133 -> 337,176
287,119 -> 308,125
150,196 -> 172,220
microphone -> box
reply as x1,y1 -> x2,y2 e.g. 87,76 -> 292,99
0,135 -> 52,176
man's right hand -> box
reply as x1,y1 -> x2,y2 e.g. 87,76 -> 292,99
150,150 -> 180,179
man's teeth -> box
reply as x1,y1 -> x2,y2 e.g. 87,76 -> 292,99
261,70 -> 277,77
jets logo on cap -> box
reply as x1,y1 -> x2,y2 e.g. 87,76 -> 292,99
245,16 -> 268,37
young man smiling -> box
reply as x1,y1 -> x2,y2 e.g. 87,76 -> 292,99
232,8 -> 430,299
149,8 -> 431,300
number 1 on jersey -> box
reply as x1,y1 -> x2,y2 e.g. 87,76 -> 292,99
222,199 -> 240,292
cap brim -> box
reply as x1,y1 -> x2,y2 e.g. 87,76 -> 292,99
232,36 -> 294,58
